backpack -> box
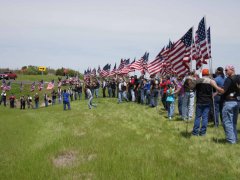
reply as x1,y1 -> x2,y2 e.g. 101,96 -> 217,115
184,78 -> 196,91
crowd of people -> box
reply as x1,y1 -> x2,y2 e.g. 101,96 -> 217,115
1,65 -> 239,144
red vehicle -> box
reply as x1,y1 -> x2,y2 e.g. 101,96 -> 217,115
1,72 -> 17,80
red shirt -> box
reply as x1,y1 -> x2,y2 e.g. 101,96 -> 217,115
160,80 -> 171,94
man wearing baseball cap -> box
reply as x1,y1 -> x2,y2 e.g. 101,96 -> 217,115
192,68 -> 223,136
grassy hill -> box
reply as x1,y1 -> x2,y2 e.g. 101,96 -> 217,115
1,75 -> 240,179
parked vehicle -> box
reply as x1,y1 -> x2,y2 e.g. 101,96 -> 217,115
0,72 -> 17,80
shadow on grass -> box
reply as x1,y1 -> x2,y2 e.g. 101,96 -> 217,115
212,137 -> 227,144
174,117 -> 183,121
180,131 -> 192,139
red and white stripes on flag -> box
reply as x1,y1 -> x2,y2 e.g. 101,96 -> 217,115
147,49 -> 165,76
193,17 -> 209,70
167,27 -> 193,76
47,80 -> 55,90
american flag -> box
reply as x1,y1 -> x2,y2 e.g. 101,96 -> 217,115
207,27 -> 211,58
147,48 -> 165,75
130,52 -> 149,74
38,80 -> 44,91
91,68 -> 97,77
2,81 -> 11,91
141,52 -> 149,74
97,66 -> 101,75
167,27 -> 193,76
47,80 -> 55,90
116,59 -> 125,73
100,64 -> 111,77
31,82 -> 35,92
195,17 -> 209,68
108,63 -> 117,77
58,80 -> 62,87
120,59 -> 133,75
1,79 -> 6,90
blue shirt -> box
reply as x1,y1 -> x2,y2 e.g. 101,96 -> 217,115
215,75 -> 225,88
62,92 -> 70,102
166,88 -> 175,102
144,82 -> 151,90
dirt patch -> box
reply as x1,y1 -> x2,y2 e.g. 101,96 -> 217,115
52,151 -> 77,168
74,130 -> 86,137
52,151 -> 97,168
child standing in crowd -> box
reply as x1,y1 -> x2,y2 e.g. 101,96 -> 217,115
86,86 -> 97,109
166,84 -> 175,120
62,89 -> 71,110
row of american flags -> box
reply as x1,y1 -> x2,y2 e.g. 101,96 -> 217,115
84,17 -> 211,80
1,79 -> 57,92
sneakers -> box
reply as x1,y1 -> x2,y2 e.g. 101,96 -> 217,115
169,117 -> 172,120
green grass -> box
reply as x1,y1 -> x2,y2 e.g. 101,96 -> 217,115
1,98 -> 240,180
1,75 -> 240,179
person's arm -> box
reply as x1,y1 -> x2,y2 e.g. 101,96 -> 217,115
210,79 -> 224,93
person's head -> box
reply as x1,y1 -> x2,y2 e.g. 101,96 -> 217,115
215,67 -> 224,77
202,69 -> 209,77
225,65 -> 235,77
64,89 -> 66,93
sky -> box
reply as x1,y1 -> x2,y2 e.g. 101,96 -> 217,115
0,0 -> 240,73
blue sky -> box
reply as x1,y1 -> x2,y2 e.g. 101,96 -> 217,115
0,0 -> 240,73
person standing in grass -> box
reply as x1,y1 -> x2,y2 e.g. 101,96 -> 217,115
51,90 -> 57,105
86,85 -> 97,109
34,93 -> 39,109
57,87 -> 62,103
218,65 -> 239,144
27,95 -> 33,109
44,93 -> 48,107
0,90 -> 7,107
9,93 -> 16,108
62,89 -> 71,110
166,84 -> 175,120
192,69 -> 222,136
20,95 -> 26,110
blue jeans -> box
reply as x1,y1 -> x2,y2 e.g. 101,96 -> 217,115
150,89 -> 159,107
146,90 -> 151,105
140,89 -> 145,104
95,88 -> 99,98
78,92 -> 82,100
178,95 -> 183,116
167,101 -> 175,118
123,91 -> 129,101
192,104 -> 210,136
63,101 -> 70,110
118,91 -> 123,103
88,96 -> 96,109
214,95 -> 223,126
222,101 -> 238,144
108,87 -> 112,97
44,100 -> 48,107
131,89 -> 135,101
35,102 -> 39,109
182,92 -> 195,119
